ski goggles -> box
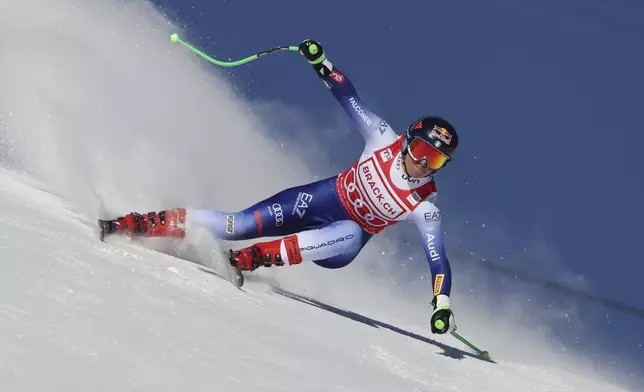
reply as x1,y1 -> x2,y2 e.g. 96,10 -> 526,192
407,137 -> 450,170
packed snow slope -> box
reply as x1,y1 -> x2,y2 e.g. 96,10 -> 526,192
0,168 -> 632,392
0,0 -> 639,391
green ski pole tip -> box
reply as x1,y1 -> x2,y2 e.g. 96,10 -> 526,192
481,351 -> 490,359
170,33 -> 180,43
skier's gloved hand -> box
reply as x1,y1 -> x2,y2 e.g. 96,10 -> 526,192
299,39 -> 325,63
299,39 -> 332,77
430,294 -> 456,335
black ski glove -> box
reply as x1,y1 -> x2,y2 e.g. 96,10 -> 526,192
299,39 -> 332,77
430,295 -> 456,334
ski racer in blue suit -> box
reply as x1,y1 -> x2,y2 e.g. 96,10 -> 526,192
100,39 -> 460,335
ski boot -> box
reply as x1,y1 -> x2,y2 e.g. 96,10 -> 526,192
98,208 -> 186,241
225,236 -> 293,288
229,243 -> 283,271
229,235 -> 302,271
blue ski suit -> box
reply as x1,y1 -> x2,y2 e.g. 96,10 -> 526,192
187,56 -> 453,302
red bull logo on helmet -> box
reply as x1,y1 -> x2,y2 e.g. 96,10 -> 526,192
430,125 -> 452,146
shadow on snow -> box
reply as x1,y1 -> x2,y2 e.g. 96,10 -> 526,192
270,285 -> 495,364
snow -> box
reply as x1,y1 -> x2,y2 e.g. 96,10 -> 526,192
0,0 -> 639,390
0,169 -> 633,392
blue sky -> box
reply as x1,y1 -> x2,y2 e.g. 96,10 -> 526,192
151,0 -> 644,375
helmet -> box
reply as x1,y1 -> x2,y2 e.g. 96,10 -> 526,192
402,115 -> 459,173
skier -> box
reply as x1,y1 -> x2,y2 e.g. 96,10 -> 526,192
100,39 -> 459,335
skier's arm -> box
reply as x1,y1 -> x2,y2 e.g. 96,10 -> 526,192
410,201 -> 456,334
410,201 -> 452,301
299,40 -> 396,144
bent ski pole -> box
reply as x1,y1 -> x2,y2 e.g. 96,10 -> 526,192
169,33 -> 300,68
451,331 -> 490,359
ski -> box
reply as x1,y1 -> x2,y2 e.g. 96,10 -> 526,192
224,250 -> 245,288
98,219 -> 110,242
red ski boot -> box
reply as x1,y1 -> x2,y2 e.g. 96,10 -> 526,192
229,235 -> 302,271
99,208 -> 186,240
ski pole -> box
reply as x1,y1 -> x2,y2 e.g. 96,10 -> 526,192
451,330 -> 490,359
169,33 -> 300,68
